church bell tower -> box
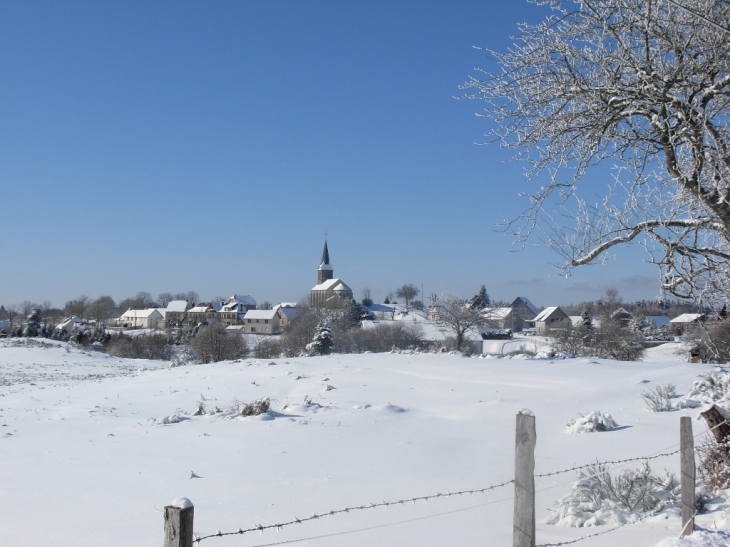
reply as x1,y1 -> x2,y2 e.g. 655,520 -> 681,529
317,240 -> 334,284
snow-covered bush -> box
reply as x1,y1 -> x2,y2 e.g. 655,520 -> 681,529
641,384 -> 676,412
566,411 -> 618,434
169,346 -> 198,368
546,462 -> 678,527
307,321 -> 334,356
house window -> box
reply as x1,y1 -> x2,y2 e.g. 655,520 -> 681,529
247,319 -> 251,323
264,320 -> 268,324
251,327 -> 256,332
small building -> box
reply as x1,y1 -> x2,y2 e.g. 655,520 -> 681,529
611,307 -> 632,326
534,306 -> 570,335
184,304 -> 219,326
483,307 -> 524,332
511,297 -> 540,321
118,309 -> 164,329
243,309 -> 280,334
57,315 -> 83,333
274,303 -> 300,329
670,313 -> 705,334
164,300 -> 191,327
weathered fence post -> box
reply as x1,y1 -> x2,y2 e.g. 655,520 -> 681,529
680,417 -> 695,537
513,410 -> 536,547
164,498 -> 194,547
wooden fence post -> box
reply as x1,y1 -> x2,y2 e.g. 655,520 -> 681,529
513,410 -> 536,547
680,417 -> 695,537
164,498 -> 194,547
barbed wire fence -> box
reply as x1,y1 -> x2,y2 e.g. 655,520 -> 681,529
163,414 -> 728,547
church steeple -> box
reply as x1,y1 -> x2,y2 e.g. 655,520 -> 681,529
317,240 -> 334,284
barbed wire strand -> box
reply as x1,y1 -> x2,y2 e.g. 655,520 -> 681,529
243,494 -> 515,547
193,479 -> 514,544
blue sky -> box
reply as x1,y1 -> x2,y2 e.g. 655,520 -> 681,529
0,0 -> 662,309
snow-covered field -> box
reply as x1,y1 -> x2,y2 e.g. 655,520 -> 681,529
1,339 -> 729,546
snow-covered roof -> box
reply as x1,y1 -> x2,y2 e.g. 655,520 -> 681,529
244,310 -> 278,320
332,282 -> 351,292
157,309 -> 167,319
483,307 -> 513,320
211,301 -> 222,312
119,309 -> 162,319
226,294 -> 256,307
611,307 -> 632,318
273,302 -> 298,309
312,278 -> 349,291
513,297 -> 539,315
645,316 -> 670,327
277,307 -> 298,319
534,306 -> 566,322
670,313 -> 704,324
188,305 -> 212,313
166,300 -> 189,313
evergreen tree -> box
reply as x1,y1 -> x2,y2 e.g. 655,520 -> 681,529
306,321 -> 334,356
342,299 -> 362,330
23,308 -> 42,337
384,296 -> 390,304
471,285 -> 491,309
579,309 -> 594,333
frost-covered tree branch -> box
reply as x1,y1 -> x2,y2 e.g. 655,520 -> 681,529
462,0 -> 730,306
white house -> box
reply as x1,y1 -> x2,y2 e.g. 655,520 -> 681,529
243,310 -> 280,334
274,303 -> 300,329
670,313 -> 705,333
534,307 -> 570,335
118,309 -> 164,329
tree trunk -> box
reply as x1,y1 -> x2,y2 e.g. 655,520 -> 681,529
700,405 -> 730,443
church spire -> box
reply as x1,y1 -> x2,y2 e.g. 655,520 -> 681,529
317,240 -> 334,284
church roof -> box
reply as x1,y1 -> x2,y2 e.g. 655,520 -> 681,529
332,282 -> 351,292
318,240 -> 333,270
312,278 -> 348,291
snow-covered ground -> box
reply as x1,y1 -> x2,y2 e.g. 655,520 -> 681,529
1,339 -> 728,546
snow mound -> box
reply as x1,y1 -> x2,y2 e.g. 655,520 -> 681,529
566,411 -> 619,433
373,403 -> 406,413
675,372 -> 730,412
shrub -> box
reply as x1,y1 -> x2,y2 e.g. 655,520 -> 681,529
566,411 -> 618,434
240,398 -> 271,417
641,384 -> 676,412
253,338 -> 283,359
546,462 -> 677,527
189,324 -> 247,363
697,438 -> 730,490
107,332 -> 175,360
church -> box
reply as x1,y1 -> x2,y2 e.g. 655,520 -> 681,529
310,241 -> 354,309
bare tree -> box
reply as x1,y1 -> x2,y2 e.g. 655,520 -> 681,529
396,284 -> 420,309
65,295 -> 89,317
87,296 -> 117,322
463,0 -> 730,308
189,323 -> 247,363
158,292 -> 174,307
434,294 -> 485,351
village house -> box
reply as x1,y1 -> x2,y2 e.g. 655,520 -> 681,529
163,300 -> 191,327
183,303 -> 220,326
274,303 -> 300,329
534,306 -> 570,335
118,309 -> 164,329
510,297 -> 540,322
243,309 -> 280,334
483,307 -> 524,332
218,294 -> 257,325
670,313 -> 705,334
